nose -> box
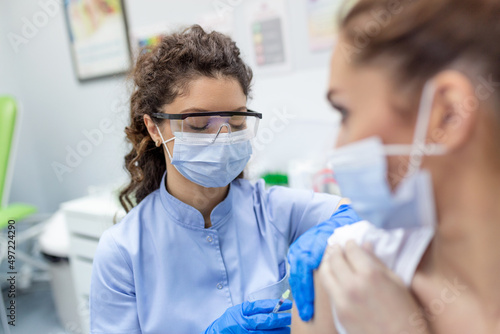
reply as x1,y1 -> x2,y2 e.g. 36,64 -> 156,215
218,123 -> 230,134
211,123 -> 232,144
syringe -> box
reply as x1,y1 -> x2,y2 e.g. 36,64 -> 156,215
272,289 -> 291,313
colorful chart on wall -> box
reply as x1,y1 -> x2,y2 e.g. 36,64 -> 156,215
245,0 -> 292,72
63,0 -> 132,81
306,0 -> 342,52
130,23 -> 171,57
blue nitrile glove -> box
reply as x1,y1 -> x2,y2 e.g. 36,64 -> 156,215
287,204 -> 361,322
203,299 -> 292,334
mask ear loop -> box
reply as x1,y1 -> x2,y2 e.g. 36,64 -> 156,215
406,81 -> 443,176
383,81 -> 447,176
412,81 -> 439,151
155,124 -> 175,162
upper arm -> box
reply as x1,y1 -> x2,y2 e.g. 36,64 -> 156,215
90,230 -> 141,333
335,198 -> 351,211
291,269 -> 337,334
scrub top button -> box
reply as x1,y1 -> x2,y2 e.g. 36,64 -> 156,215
206,236 -> 213,243
217,283 -> 223,290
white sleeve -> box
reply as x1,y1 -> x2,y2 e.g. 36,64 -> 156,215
327,221 -> 405,271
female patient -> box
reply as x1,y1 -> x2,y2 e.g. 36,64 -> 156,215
293,0 -> 500,333
89,25 -> 351,334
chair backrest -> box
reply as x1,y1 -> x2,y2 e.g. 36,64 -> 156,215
0,96 -> 18,209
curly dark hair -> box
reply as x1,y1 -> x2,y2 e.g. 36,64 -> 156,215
119,25 -> 253,213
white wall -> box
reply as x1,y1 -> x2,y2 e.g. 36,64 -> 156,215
1,0 -> 340,214
1,0 -> 47,210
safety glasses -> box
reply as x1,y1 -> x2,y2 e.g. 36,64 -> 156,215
152,110 -> 262,144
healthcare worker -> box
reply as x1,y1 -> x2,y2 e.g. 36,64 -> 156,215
292,0 -> 500,333
89,25 -> 358,334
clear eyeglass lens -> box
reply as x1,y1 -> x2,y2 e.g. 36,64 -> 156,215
182,115 -> 257,136
169,119 -> 183,134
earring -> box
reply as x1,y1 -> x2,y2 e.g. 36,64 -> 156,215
155,140 -> 161,147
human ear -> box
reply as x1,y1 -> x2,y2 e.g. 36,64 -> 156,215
143,115 -> 162,147
426,71 -> 479,153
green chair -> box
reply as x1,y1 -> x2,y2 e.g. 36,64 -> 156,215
0,96 -> 37,224
0,96 -> 37,334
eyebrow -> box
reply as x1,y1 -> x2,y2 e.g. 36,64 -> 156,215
180,106 -> 248,114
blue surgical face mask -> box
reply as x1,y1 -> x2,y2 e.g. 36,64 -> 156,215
155,126 -> 252,188
327,82 -> 445,229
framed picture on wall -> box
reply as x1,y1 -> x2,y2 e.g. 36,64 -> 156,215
63,0 -> 132,81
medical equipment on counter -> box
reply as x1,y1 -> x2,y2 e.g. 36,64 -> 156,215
262,173 -> 288,187
288,159 -> 341,196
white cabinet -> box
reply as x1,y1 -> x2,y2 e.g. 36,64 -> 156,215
61,194 -> 124,334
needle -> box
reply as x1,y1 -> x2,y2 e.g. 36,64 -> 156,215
272,289 -> 291,313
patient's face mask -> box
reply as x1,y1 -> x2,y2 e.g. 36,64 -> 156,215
155,125 -> 252,188
328,82 -> 445,229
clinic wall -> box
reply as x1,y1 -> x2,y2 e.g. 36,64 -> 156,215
0,3 -> 18,95
2,0 -> 339,214
1,0 -> 130,213
0,0 -> 47,210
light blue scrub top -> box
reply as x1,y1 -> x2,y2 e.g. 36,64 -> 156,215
90,174 -> 340,334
